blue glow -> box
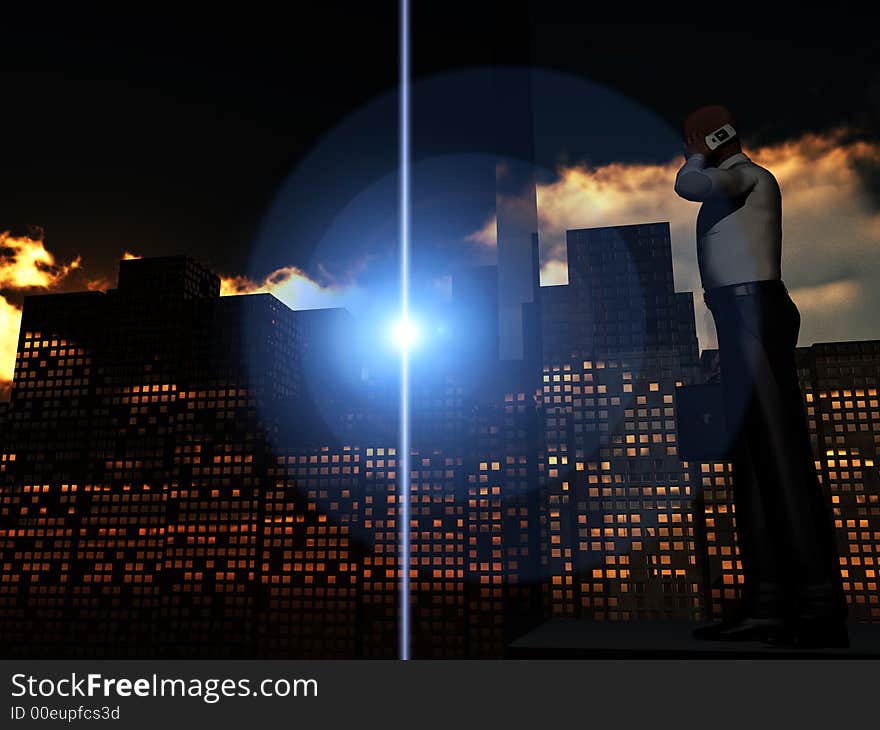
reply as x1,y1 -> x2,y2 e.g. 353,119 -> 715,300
398,0 -> 411,662
391,316 -> 419,352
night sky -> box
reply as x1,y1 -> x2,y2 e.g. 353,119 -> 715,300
2,8 -> 880,359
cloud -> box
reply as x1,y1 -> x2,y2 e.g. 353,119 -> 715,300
0,229 -> 81,289
0,295 -> 21,398
85,276 -> 113,292
788,278 -> 861,309
219,265 -> 359,310
540,259 -> 569,287
787,278 -> 867,345
464,216 -> 497,248
0,230 -> 83,391
468,129 -> 880,351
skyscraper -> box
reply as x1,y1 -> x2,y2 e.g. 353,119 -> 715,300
537,222 -> 704,621
0,256 -> 299,656
550,222 -> 699,369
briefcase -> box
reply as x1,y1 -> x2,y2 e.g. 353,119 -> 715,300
674,383 -> 734,461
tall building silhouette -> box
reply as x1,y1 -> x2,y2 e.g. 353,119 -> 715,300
544,222 -> 699,368
0,256 -> 303,656
536,222 -> 704,621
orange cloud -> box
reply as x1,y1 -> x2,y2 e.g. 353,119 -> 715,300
0,295 -> 21,394
0,230 -> 81,289
0,231 -> 84,393
220,265 -> 358,310
85,276 -> 113,292
470,129 -> 880,350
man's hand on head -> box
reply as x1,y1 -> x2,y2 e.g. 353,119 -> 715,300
685,129 -> 711,158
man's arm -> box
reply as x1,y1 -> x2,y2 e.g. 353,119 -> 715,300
674,153 -> 755,201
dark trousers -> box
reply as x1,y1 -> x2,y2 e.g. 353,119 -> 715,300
705,280 -> 846,622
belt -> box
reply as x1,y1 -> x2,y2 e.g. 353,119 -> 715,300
704,279 -> 787,306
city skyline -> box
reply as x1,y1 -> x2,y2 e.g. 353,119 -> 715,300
1,222 -> 877,658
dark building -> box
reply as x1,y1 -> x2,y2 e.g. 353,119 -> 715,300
452,265 -> 500,367
115,255 -> 221,302
536,223 -> 704,621
543,222 -> 698,369
0,256 -> 302,656
281,307 -> 361,446
540,284 -> 570,367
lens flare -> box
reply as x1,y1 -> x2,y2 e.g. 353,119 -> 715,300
398,0 -> 411,662
392,316 -> 418,351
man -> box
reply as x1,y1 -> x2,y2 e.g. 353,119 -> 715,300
675,105 -> 848,648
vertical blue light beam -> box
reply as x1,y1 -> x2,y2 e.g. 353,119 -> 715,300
398,0 -> 411,661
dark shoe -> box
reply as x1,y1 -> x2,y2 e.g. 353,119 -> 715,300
692,616 -> 786,642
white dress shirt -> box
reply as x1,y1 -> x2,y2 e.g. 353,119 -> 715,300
674,151 -> 782,290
